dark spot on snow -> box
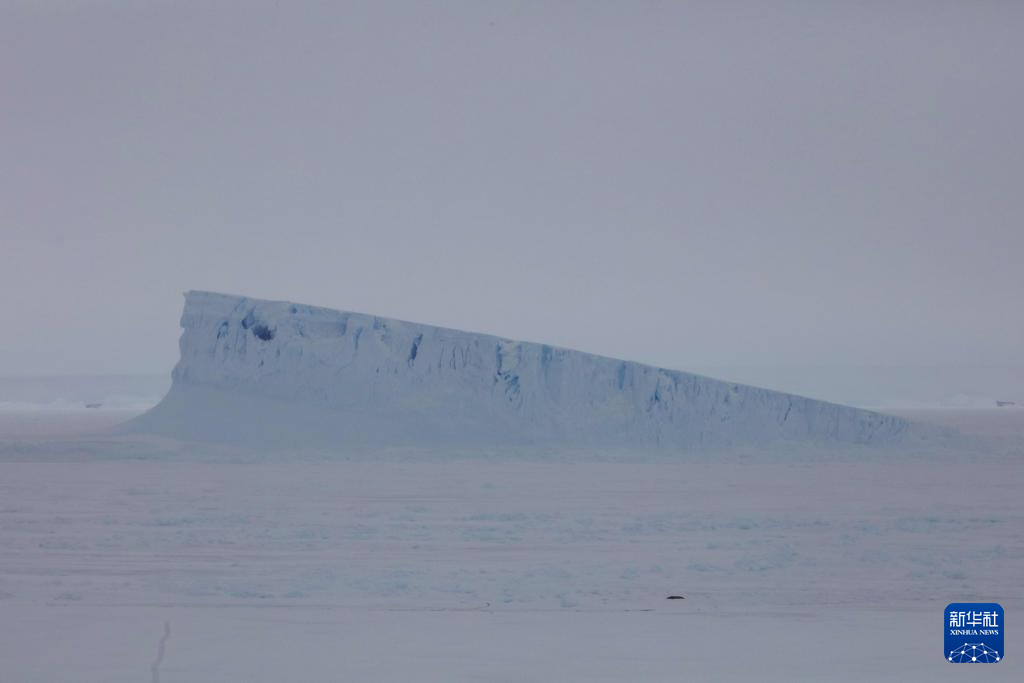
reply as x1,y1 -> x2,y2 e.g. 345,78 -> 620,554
408,333 -> 423,365
666,595 -> 685,600
503,374 -> 520,402
290,306 -> 298,314
252,324 -> 275,341
216,321 -> 229,339
240,308 -> 274,340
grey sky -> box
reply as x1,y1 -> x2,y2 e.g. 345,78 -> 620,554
1,1 -> 1022,406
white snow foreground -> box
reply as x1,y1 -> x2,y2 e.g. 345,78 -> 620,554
127,291 -> 927,449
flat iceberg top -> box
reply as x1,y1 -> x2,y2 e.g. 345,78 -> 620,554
128,291 -> 928,450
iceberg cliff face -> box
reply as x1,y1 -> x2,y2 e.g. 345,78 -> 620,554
128,291 -> 917,449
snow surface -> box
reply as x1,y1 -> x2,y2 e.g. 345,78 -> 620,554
127,291 -> 937,450
0,410 -> 1021,681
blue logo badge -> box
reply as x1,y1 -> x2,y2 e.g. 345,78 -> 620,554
945,602 -> 1003,663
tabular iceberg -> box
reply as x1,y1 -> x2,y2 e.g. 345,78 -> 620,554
127,291 -> 922,449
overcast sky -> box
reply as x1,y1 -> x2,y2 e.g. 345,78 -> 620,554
1,1 -> 1022,406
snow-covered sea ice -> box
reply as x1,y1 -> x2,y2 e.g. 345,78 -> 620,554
0,408 -> 1020,681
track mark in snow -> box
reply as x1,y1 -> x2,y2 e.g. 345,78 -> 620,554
150,621 -> 170,683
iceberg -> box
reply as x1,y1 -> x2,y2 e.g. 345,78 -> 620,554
127,291 -> 923,449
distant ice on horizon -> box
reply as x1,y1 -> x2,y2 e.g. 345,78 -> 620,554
0,374 -> 169,413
